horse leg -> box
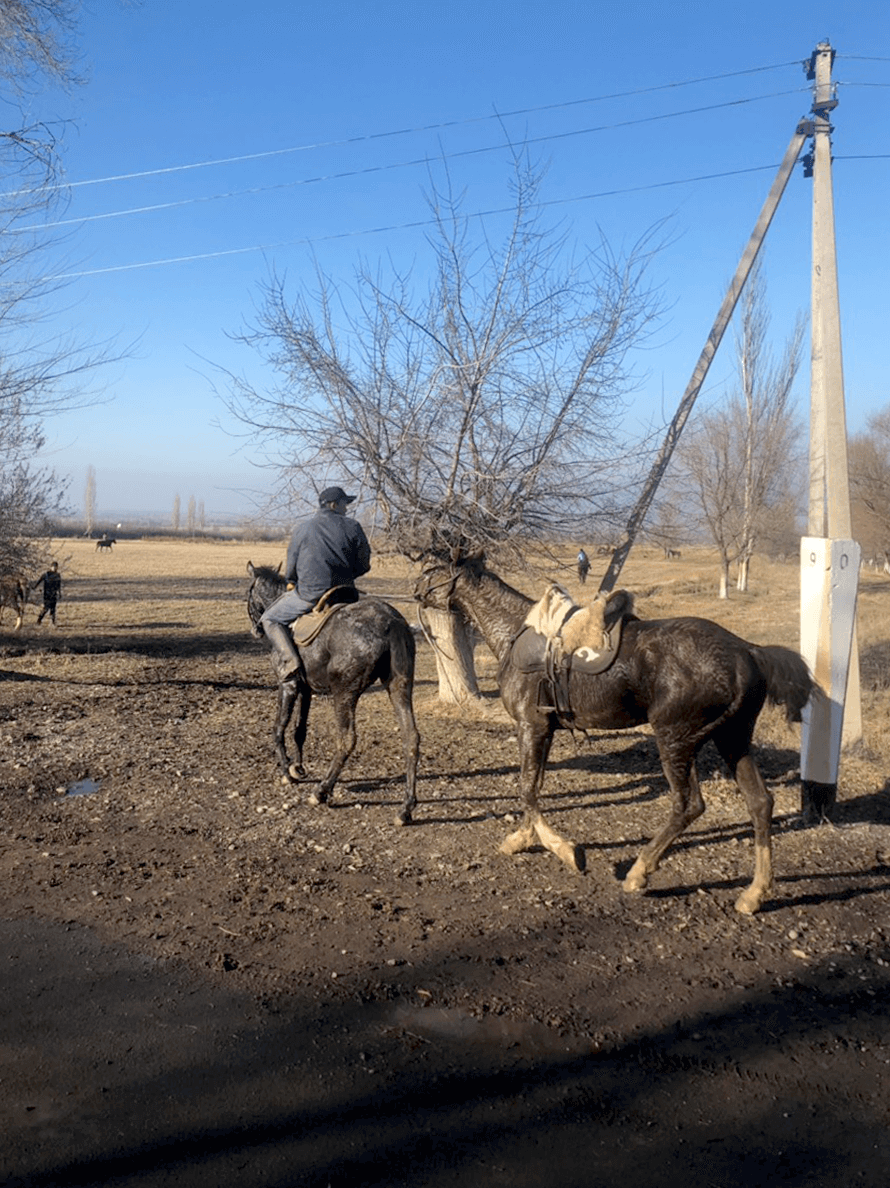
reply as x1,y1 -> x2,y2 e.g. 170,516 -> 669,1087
307,692 -> 359,807
288,682 -> 311,782
713,728 -> 774,914
387,676 -> 420,827
273,680 -> 300,783
500,718 -> 585,873
624,739 -> 704,893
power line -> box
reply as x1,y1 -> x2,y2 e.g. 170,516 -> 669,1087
48,144 -> 885,283
22,88 -> 808,234
2,60 -> 803,199
46,161 -> 797,281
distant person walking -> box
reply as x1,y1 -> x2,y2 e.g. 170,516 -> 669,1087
577,548 -> 590,585
33,561 -> 62,626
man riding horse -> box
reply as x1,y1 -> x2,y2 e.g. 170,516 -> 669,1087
258,485 -> 371,682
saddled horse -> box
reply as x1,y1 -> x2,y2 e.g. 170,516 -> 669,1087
0,575 -> 28,630
246,562 -> 420,824
95,538 -> 116,551
415,553 -> 816,914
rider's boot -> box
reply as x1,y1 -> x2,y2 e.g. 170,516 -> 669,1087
263,620 -> 303,684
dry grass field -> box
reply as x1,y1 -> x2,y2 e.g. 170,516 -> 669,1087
1,535 -> 888,1187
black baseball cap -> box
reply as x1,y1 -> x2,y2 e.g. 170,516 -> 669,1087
318,486 -> 356,504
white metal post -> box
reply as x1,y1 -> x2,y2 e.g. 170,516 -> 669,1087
799,537 -> 860,819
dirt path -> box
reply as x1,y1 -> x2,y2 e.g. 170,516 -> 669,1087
1,546 -> 888,1184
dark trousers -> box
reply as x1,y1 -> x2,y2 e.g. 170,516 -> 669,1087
37,599 -> 58,624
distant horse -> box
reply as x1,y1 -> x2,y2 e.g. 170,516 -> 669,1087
246,562 -> 420,824
415,553 -> 815,913
664,547 -> 682,560
95,538 -> 115,551
0,576 -> 27,630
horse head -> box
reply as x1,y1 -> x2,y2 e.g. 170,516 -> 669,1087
246,560 -> 285,631
414,549 -> 486,610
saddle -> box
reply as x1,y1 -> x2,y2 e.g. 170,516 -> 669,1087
499,584 -> 636,722
290,585 -> 361,646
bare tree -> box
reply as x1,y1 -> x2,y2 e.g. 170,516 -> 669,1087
171,493 -> 180,532
0,409 -> 67,578
0,2 -> 78,95
734,266 -> 805,590
672,266 -> 804,597
850,406 -> 890,561
225,157 -> 663,699
0,3 -> 120,580
186,494 -> 196,534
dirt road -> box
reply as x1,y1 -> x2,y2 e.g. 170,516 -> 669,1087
1,542 -> 888,1185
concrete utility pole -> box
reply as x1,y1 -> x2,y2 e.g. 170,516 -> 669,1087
799,41 -> 862,821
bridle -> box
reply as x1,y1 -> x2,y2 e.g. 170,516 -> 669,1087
414,563 -> 460,610
413,563 -> 465,665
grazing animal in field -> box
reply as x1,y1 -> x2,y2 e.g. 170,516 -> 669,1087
95,537 -> 115,551
246,562 -> 420,824
0,575 -> 27,630
415,553 -> 816,914
664,547 -> 681,559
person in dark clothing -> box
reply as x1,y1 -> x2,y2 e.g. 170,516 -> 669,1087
260,485 -> 371,681
577,548 -> 590,584
33,561 -> 62,625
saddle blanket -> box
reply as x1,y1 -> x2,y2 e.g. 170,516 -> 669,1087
509,584 -> 634,677
291,585 -> 360,646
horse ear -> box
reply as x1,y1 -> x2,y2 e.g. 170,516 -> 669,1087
247,561 -> 255,576
276,562 -> 282,574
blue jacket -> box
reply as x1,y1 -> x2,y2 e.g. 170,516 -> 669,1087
285,508 -> 371,603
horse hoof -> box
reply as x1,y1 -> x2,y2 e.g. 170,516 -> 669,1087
394,811 -> 413,827
734,889 -> 765,915
288,764 -> 306,780
307,789 -> 329,808
500,826 -> 536,855
623,859 -> 649,893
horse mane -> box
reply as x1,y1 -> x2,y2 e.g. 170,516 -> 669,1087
251,563 -> 284,584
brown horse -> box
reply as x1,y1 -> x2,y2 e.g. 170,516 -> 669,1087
0,576 -> 27,630
415,553 -> 815,913
247,562 -> 420,824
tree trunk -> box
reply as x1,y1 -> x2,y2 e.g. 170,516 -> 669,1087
418,606 -> 482,704
719,562 -> 730,599
737,553 -> 750,592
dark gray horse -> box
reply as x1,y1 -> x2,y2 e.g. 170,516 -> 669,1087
247,562 -> 420,824
415,553 -> 815,913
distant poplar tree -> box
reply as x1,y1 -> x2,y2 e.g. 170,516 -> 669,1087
198,499 -> 205,529
186,495 -> 196,533
172,493 -> 180,531
83,464 -> 96,536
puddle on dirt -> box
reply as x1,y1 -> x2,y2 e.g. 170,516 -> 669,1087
65,778 -> 101,797
385,1002 -> 596,1058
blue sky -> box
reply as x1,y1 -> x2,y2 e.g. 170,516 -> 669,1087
25,0 -> 890,520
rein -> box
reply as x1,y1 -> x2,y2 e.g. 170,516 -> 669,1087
414,565 -> 467,667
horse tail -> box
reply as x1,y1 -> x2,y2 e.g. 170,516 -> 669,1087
386,614 -> 417,685
753,644 -> 818,723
